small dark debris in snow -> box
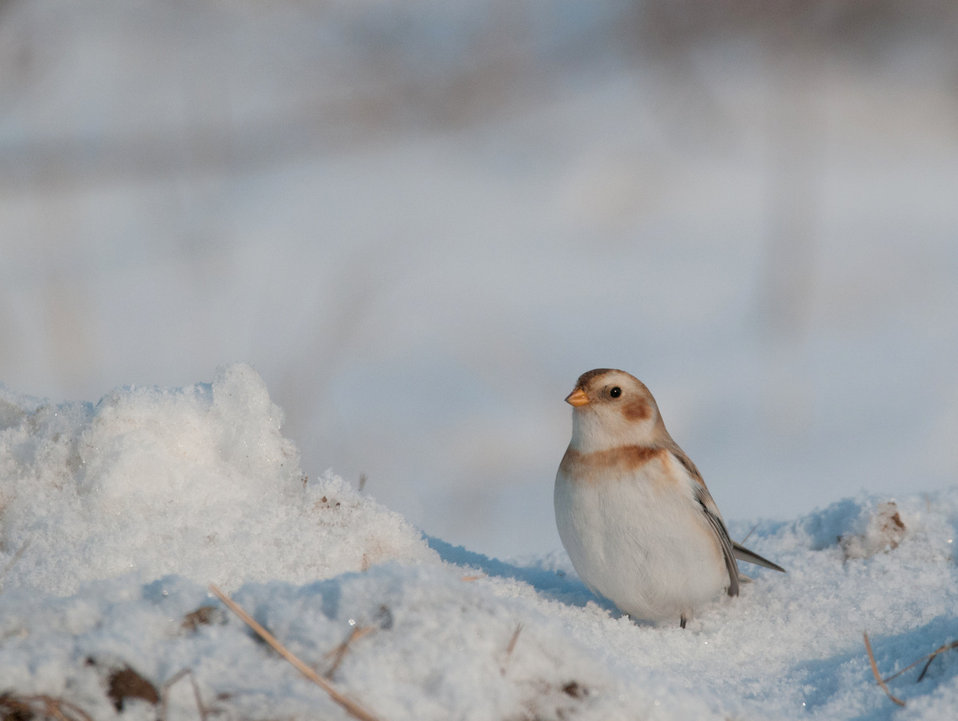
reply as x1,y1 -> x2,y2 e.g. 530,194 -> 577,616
181,604 -> 226,632
562,681 -> 587,699
0,695 -> 33,721
0,693 -> 93,721
375,604 -> 394,630
107,665 -> 159,711
840,501 -> 908,559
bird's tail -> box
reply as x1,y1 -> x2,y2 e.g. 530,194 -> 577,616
732,542 -> 785,573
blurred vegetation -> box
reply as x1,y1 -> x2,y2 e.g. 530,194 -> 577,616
1,0 -> 956,183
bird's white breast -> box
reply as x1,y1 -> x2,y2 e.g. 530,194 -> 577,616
554,448 -> 728,623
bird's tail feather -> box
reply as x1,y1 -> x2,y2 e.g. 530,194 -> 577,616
732,542 -> 785,573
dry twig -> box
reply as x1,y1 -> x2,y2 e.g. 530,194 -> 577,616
160,669 -> 211,721
739,524 -> 760,546
209,584 -> 382,721
879,639 -> 958,684
917,640 -> 958,682
500,623 -> 523,675
863,632 -> 906,707
324,625 -> 376,678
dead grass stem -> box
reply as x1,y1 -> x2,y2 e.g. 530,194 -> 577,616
209,584 -> 383,721
863,632 -> 906,707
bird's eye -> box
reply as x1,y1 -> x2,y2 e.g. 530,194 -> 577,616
609,386 -> 622,398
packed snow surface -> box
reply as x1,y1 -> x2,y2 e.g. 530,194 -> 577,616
2,367 -> 956,720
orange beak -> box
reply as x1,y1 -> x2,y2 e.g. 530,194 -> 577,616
565,388 -> 590,407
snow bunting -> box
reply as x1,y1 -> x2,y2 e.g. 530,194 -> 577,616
554,368 -> 784,627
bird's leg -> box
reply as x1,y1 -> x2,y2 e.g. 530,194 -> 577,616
680,615 -> 687,629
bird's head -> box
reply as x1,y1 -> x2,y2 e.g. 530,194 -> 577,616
564,368 -> 665,452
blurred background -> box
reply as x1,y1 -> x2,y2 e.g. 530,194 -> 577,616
2,0 -> 957,558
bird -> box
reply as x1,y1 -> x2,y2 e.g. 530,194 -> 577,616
554,368 -> 784,627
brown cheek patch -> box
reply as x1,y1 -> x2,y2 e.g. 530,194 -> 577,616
622,398 -> 651,422
560,445 -> 667,481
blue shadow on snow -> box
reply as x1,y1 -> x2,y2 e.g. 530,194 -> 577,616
424,534 -> 620,615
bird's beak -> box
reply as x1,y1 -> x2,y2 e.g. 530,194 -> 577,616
565,388 -> 590,407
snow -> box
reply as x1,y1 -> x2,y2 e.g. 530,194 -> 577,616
0,364 -> 433,596
2,367 -> 956,720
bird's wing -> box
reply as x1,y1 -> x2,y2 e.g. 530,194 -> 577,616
666,438 -> 786,577
665,441 -> 741,597
732,542 -> 785,573
693,483 -> 740,597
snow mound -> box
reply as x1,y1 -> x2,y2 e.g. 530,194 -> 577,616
0,364 -> 434,595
